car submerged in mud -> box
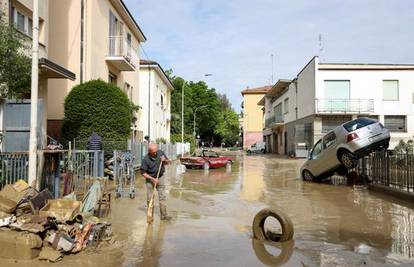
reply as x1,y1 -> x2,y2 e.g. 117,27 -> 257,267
301,117 -> 390,182
180,150 -> 234,170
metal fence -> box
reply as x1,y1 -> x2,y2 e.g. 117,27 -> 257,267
0,150 -> 104,195
356,151 -> 414,193
130,142 -> 181,168
0,152 -> 29,189
71,150 -> 104,179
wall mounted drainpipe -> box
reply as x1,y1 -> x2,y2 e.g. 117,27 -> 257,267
80,0 -> 84,83
8,0 -> 12,24
148,66 -> 151,140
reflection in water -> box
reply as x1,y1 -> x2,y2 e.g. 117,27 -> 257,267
240,156 -> 264,201
252,239 -> 294,266
138,223 -> 166,267
108,154 -> 414,266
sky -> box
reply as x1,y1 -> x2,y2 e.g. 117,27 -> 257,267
124,0 -> 414,112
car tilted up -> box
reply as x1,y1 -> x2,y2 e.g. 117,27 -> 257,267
301,117 -> 390,182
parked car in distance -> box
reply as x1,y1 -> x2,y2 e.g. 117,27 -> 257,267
301,117 -> 390,182
247,141 -> 266,154
180,150 -> 235,169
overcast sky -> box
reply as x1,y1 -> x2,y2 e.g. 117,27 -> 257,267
125,0 -> 414,112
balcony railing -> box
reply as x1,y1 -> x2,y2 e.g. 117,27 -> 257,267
107,36 -> 139,71
265,114 -> 284,128
316,98 -> 374,114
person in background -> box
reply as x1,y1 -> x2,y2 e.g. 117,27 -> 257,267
87,132 -> 102,150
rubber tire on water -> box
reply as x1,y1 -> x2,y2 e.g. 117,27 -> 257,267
252,208 -> 294,242
252,239 -> 294,266
302,169 -> 314,182
203,161 -> 210,170
339,150 -> 357,169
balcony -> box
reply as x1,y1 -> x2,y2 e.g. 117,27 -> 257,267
265,114 -> 284,128
316,99 -> 374,114
106,36 -> 139,71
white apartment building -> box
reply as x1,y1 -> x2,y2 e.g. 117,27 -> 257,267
260,56 -> 414,156
138,60 -> 173,142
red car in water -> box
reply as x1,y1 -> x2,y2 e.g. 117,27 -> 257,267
180,150 -> 234,169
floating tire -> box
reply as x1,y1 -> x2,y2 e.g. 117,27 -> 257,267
252,208 -> 294,242
252,238 -> 294,266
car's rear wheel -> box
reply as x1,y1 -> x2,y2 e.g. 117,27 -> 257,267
339,150 -> 357,169
302,169 -> 314,182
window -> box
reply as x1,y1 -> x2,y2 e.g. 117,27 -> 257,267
274,103 -> 283,122
108,72 -> 117,85
384,116 -> 406,132
283,98 -> 289,114
28,18 -> 33,37
323,131 -> 336,149
311,139 -> 323,159
12,8 -> 34,37
343,118 -> 376,132
324,80 -> 350,99
323,132 -> 336,149
383,80 -> 399,101
160,95 -> 164,107
322,115 -> 352,133
126,33 -> 132,58
16,11 -> 25,32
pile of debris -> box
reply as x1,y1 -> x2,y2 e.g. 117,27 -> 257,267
0,179 -> 113,263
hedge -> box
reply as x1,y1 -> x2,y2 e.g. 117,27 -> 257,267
62,80 -> 132,152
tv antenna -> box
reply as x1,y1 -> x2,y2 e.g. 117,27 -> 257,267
318,34 -> 324,61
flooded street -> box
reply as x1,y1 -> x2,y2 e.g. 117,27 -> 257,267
3,154 -> 413,267
109,154 -> 414,267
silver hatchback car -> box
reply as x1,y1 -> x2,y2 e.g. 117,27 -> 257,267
301,117 -> 390,182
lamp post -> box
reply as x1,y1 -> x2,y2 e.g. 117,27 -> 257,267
181,81 -> 185,156
28,0 -> 39,187
193,105 -> 207,136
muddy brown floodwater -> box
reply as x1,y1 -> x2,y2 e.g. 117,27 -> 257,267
2,154 -> 414,267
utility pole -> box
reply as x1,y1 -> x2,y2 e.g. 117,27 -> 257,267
28,0 -> 39,187
181,81 -> 185,155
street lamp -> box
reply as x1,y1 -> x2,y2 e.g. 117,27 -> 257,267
193,105 -> 207,136
180,74 -> 212,156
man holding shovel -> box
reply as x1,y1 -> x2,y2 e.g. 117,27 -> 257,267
141,143 -> 172,221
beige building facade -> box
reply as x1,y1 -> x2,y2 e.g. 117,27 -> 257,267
0,0 -> 75,151
241,86 -> 271,148
138,60 -> 173,142
47,0 -> 146,140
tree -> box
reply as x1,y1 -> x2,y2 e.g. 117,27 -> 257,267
218,93 -> 232,110
168,70 -> 239,146
215,109 -> 240,146
62,80 -> 134,151
0,17 -> 31,98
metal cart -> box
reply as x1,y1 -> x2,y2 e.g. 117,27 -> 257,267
113,151 -> 135,199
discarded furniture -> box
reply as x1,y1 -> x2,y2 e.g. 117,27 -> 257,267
40,199 -> 81,222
